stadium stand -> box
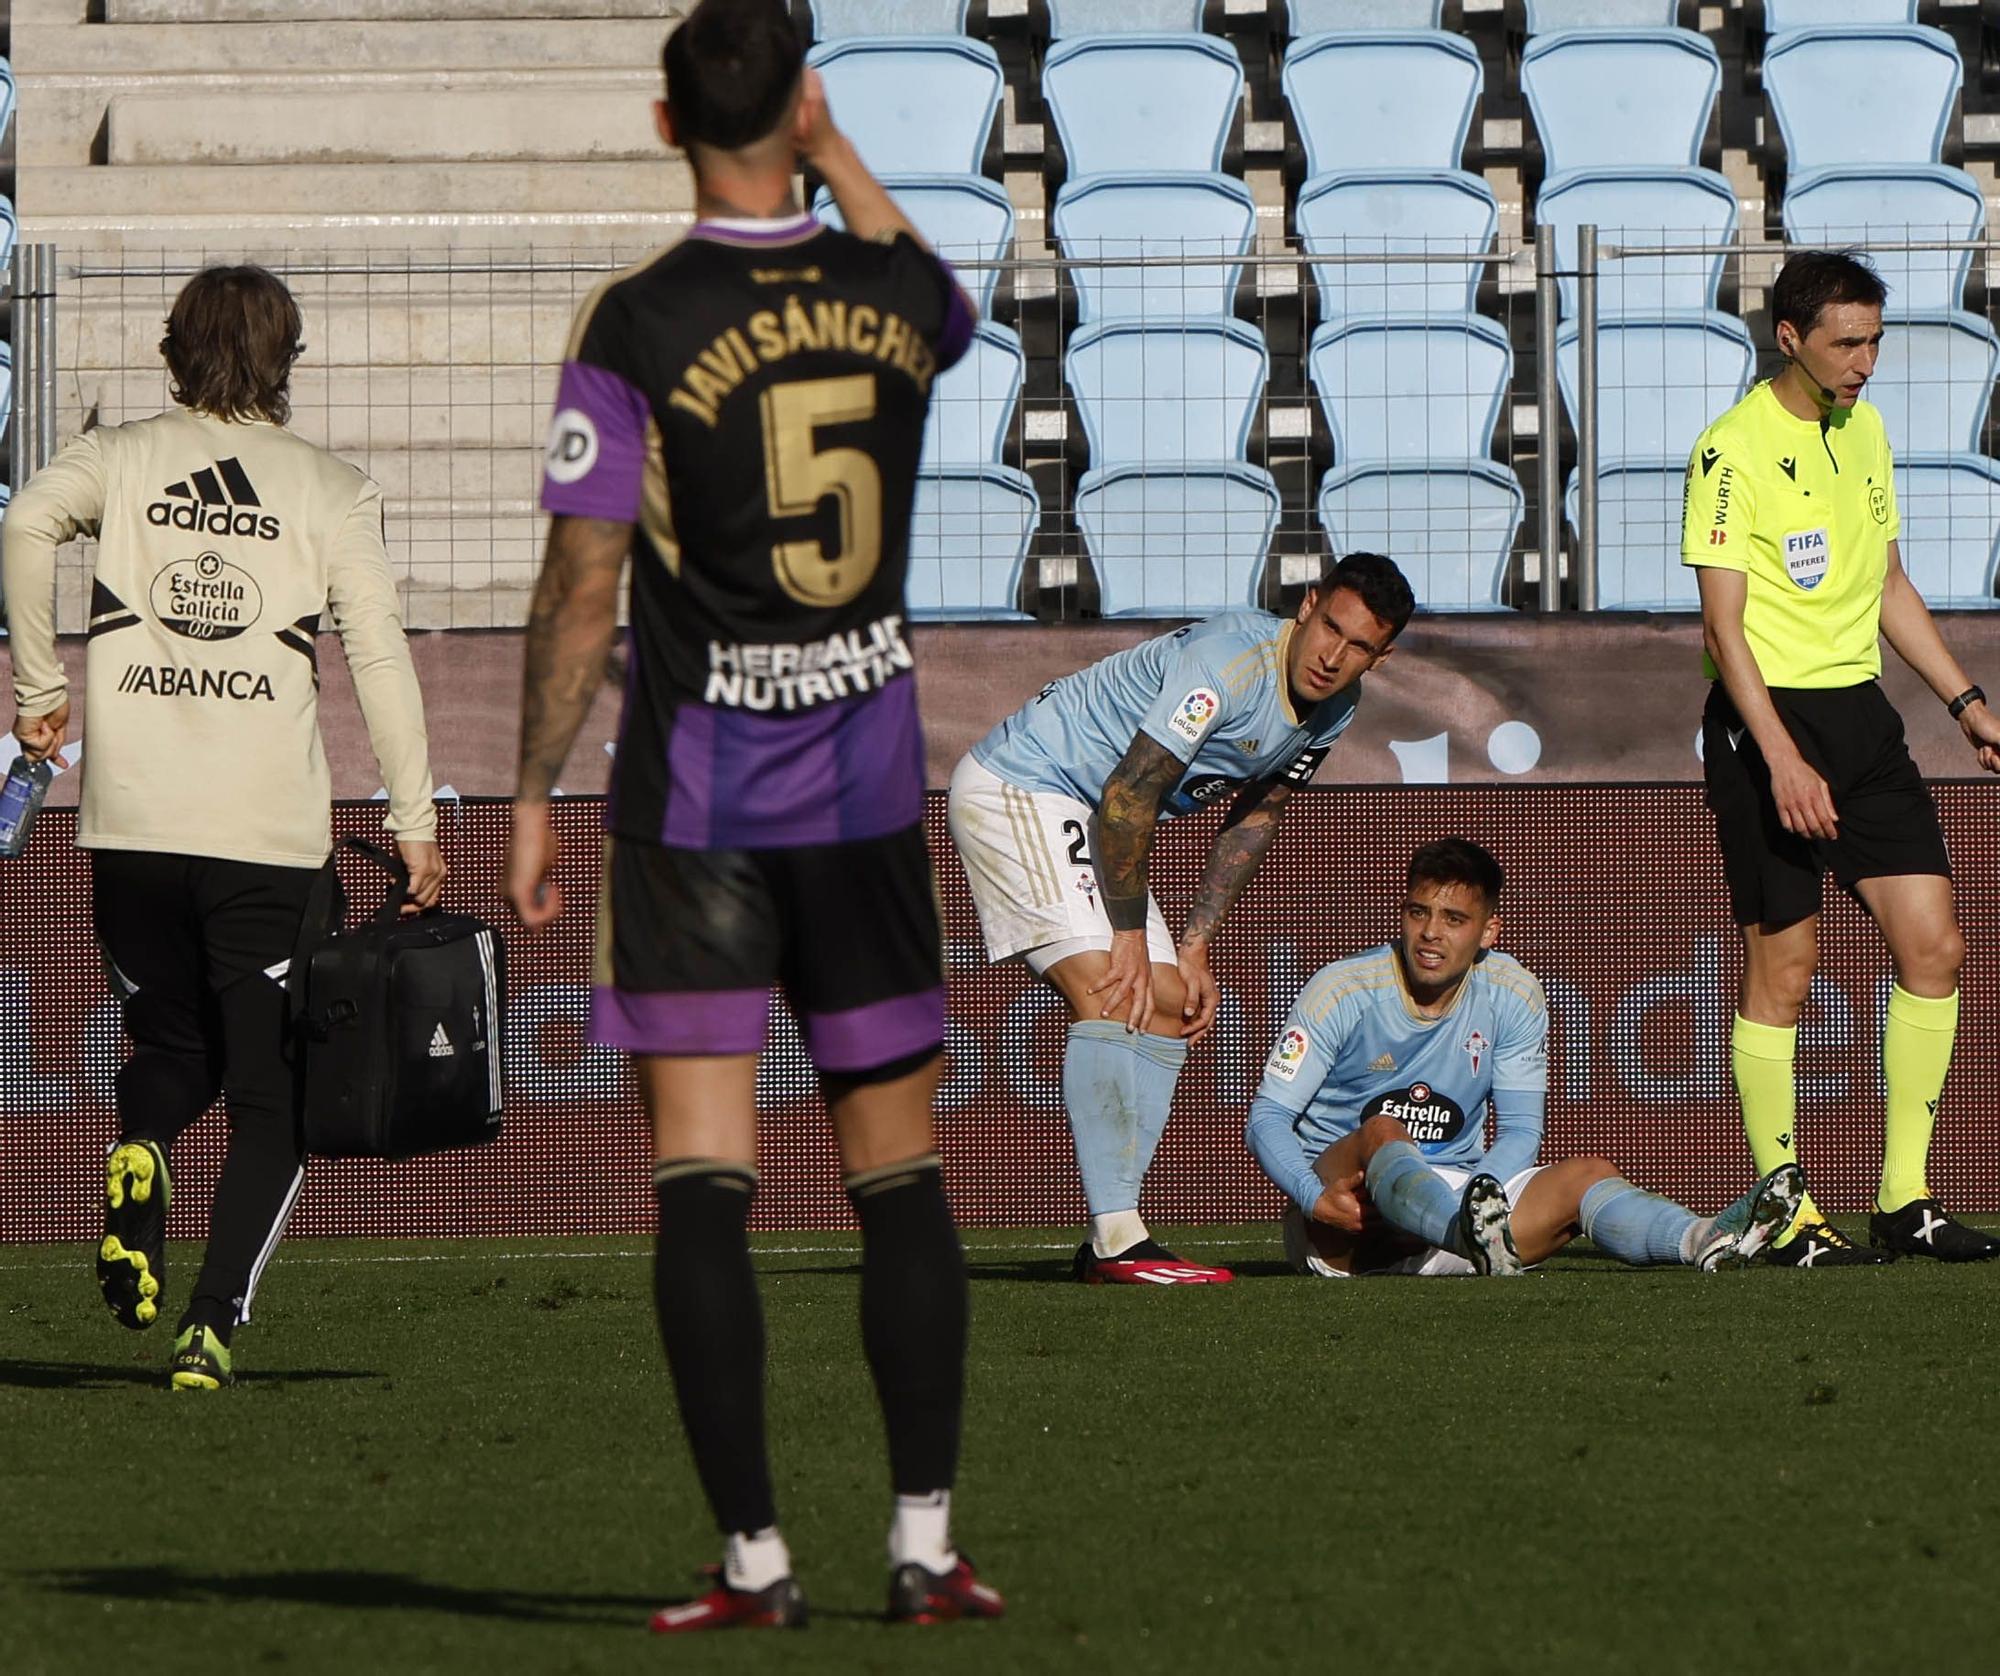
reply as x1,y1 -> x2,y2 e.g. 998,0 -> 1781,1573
1534,166 -> 1738,318
1519,28 -> 1721,174
1287,0 -> 1442,29
1866,311 -> 2000,457
1893,456 -> 2000,607
1555,312 -> 1755,464
1780,164 -> 1985,317
1294,169 -> 1498,319
813,173 -> 1016,315
1043,33 -> 1244,178
809,0 -> 968,35
1318,461 -> 1526,611
1309,315 -> 1511,467
804,35 -> 1003,176
1046,0 -> 1205,36
0,195 -> 15,275
1050,172 -> 1257,324
925,321 -> 1028,469
1523,1 -> 1679,28
1074,462 -> 1282,617
1763,26 -> 1962,173
1066,318 -> 1269,468
1282,31 -> 1483,174
907,465 -> 1042,619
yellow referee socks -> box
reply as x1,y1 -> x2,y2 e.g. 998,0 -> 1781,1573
1879,985 -> 1958,1214
1732,1015 -> 1822,1242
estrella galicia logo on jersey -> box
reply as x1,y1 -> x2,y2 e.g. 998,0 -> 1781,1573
1167,687 -> 1221,747
1869,483 -> 1889,525
1783,527 -> 1830,591
149,552 -> 263,641
117,664 -> 277,702
1282,744 -> 1331,787
1362,1082 -> 1468,1146
544,408 -> 600,485
1462,1029 -> 1489,1075
1267,1026 -> 1310,1083
146,458 -> 281,541
1700,447 -> 1721,477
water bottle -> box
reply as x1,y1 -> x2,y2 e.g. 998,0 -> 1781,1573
0,756 -> 55,857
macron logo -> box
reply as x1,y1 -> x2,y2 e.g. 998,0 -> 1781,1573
146,457 -> 282,541
428,1024 -> 454,1059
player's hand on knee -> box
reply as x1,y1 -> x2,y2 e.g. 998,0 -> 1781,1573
505,800 -> 564,931
1175,936 -> 1219,1043
1088,929 -> 1152,1033
396,839 -> 447,915
1311,1173 -> 1365,1236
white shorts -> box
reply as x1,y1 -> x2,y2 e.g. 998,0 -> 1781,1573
947,754 -> 1177,974
1281,1164 -> 1548,1278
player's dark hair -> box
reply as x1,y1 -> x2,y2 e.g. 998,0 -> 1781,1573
1316,551 -> 1416,639
159,264 -> 304,426
1408,839 -> 1503,910
1770,249 -> 1888,339
663,0 -> 804,154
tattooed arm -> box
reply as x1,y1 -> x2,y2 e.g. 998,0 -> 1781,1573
1174,780 -> 1293,1043
1084,732 -> 1190,1033
505,515 -> 631,929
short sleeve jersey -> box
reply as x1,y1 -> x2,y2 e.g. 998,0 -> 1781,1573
1253,946 -> 1549,1167
1681,380 -> 1899,688
542,217 -> 973,849
969,611 -> 1361,815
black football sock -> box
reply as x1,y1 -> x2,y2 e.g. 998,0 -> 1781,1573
846,1155 -> 967,1497
653,1161 -> 778,1537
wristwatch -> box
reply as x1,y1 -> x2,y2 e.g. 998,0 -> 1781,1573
1947,685 -> 1985,720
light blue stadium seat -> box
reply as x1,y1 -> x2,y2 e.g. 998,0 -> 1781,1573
0,196 -> 15,276
1296,169 -> 1497,319
1535,166 -> 1737,317
907,465 -> 1041,620
1522,30 -> 1721,174
1892,455 -> 2000,607
814,175 -> 1014,316
923,322 -> 1025,469
1555,311 -> 1754,463
1867,313 -> 2000,457
1076,463 -> 1282,616
0,59 -> 11,149
1288,0 -> 1441,29
806,37 -> 1002,176
1067,318 -> 1268,470
1052,173 -> 1256,323
1282,31 -> 1482,174
1317,462 -> 1525,610
1565,464 -> 1699,610
1309,315 -> 1511,467
1765,1 -> 1918,28
1045,34 -> 1244,177
1048,0 -> 1204,36
1525,1 -> 1676,28
0,341 -> 11,447
1781,165 -> 1984,317
811,0 -> 967,35
1764,27 -> 1961,173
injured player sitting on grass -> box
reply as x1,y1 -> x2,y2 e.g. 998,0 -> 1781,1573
1245,838 -> 1805,1277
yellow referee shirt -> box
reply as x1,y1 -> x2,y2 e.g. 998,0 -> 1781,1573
1681,379 -> 1898,687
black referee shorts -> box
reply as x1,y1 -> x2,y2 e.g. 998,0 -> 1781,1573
1702,680 -> 1949,927
589,823 -> 945,1075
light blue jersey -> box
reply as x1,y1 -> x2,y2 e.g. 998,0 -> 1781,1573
1246,946 -> 1548,1213
970,611 -> 1360,816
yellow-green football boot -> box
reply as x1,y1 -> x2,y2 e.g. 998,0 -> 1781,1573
169,1325 -> 233,1391
97,1141 -> 170,1330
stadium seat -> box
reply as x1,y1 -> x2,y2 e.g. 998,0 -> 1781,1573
1764,27 -> 1962,173
1052,172 -> 1256,323
907,465 -> 1041,619
1764,1 -> 1918,29
1780,165 -> 1984,318
1316,461 -> 1525,611
805,37 -> 1002,176
1521,30 -> 1721,175
1288,0 -> 1441,28
1295,169 -> 1498,319
0,196 -> 15,276
1525,0 -> 1676,27
809,0 -> 968,35
0,341 -> 11,447
1044,34 -> 1244,178
1282,31 -> 1482,175
924,322 -> 1025,468
1534,166 -> 1738,318
1066,318 -> 1268,469
1047,0 -> 1204,36
1308,315 -> 1511,467
1891,455 -> 2000,607
1565,463 -> 1699,610
1866,313 -> 2000,457
1555,312 -> 1755,464
814,174 -> 1014,315
1075,463 -> 1282,617
0,59 -> 11,150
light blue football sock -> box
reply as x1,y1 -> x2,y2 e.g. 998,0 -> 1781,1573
1578,1178 -> 1700,1266
1062,1021 -> 1188,1221
1364,1141 -> 1462,1251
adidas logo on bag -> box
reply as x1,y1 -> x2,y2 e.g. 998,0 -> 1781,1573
428,1023 -> 454,1059
146,457 -> 282,540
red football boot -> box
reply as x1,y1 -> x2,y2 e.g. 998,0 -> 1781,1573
1073,1238 -> 1234,1285
648,1568 -> 807,1634
888,1555 -> 1006,1624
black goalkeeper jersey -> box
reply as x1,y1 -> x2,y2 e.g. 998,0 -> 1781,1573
542,215 -> 972,850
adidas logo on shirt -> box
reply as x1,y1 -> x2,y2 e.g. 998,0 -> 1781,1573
428,1023 -> 455,1059
146,457 -> 282,541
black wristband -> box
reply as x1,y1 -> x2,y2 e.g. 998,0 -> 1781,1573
1948,685 -> 1985,720
1102,894 -> 1148,934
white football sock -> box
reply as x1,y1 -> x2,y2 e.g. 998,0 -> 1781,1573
889,1490 -> 956,1572
723,1526 -> 791,1592
1090,1209 -> 1149,1258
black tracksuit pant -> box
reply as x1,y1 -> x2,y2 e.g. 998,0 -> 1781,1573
93,850 -> 319,1335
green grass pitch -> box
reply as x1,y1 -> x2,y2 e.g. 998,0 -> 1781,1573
3,1224 -> 1998,1675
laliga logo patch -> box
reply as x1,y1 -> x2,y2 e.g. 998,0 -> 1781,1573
544,408 -> 599,485
1361,1082 -> 1469,1146
1167,687 -> 1221,747
1267,1026 -> 1310,1083
1783,527 -> 1830,591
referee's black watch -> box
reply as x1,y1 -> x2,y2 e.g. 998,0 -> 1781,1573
1947,685 -> 1985,720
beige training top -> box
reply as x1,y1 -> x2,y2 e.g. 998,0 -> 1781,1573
2,407 -> 435,867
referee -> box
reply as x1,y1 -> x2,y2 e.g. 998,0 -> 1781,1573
1682,248 -> 2000,1266
3,264 -> 444,1385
